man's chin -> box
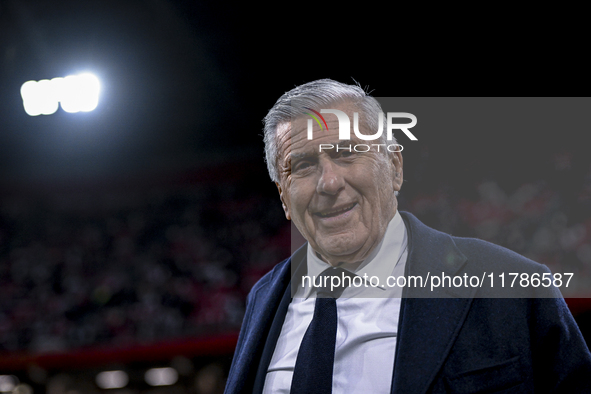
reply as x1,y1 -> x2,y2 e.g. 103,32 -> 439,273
315,238 -> 366,264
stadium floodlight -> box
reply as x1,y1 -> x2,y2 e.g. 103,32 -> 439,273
20,73 -> 100,116
145,367 -> 179,386
0,375 -> 18,393
95,370 -> 128,389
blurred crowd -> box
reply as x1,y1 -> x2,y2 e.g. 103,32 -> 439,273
401,149 -> 591,296
1,150 -> 591,355
0,176 -> 289,354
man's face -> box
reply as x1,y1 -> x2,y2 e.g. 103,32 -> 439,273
275,101 -> 403,265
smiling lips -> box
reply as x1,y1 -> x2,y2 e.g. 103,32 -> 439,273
315,203 -> 357,218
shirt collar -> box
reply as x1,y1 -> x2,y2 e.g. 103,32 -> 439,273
303,211 -> 406,298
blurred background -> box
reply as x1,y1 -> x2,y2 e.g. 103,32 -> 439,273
0,0 -> 590,392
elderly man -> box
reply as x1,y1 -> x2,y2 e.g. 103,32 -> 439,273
225,79 -> 591,393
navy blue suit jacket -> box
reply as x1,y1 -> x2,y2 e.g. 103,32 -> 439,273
225,211 -> 591,393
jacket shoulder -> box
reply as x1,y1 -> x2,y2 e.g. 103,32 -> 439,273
451,235 -> 549,273
247,257 -> 291,300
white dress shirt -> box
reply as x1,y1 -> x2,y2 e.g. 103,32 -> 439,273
263,211 -> 408,394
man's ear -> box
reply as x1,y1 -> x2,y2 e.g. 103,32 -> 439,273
275,182 -> 291,220
391,151 -> 403,192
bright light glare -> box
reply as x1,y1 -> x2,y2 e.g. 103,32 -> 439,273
95,370 -> 128,389
20,73 -> 100,116
145,367 -> 178,386
12,384 -> 33,394
0,375 -> 18,393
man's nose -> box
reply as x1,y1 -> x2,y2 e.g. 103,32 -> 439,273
316,160 -> 345,195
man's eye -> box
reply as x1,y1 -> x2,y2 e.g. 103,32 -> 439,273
294,162 -> 312,172
338,150 -> 355,158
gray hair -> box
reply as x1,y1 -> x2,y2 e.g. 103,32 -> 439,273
263,79 -> 393,183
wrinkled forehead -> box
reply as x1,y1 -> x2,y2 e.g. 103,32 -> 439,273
275,114 -> 342,158
281,99 -> 361,135
276,100 -> 375,152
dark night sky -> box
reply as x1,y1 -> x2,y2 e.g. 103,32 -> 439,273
0,0 -> 589,191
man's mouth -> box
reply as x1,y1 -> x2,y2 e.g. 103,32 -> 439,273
315,203 -> 357,218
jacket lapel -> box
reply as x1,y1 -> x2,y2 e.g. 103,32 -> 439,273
251,274 -> 293,393
226,259 -> 290,393
226,244 -> 307,394
392,212 -> 475,393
